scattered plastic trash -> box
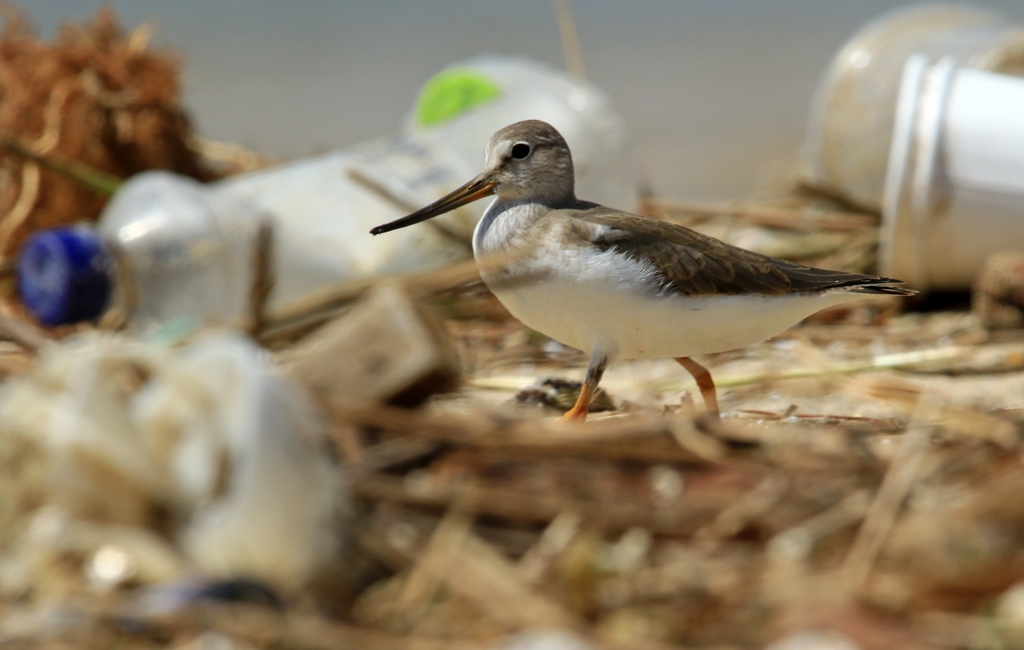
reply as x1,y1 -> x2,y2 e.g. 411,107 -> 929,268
803,4 -> 1024,211
880,59 -> 1024,291
0,330 -> 345,595
8,6 -> 1024,650
18,56 -> 634,329
802,4 -> 1024,293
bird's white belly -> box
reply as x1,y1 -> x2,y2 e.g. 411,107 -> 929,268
492,281 -> 860,360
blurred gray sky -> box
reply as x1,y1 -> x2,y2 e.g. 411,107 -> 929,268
22,1 -> 1024,200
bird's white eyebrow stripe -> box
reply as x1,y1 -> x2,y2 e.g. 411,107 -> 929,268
487,139 -> 514,165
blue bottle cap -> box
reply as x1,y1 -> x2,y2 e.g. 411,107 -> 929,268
17,226 -> 113,326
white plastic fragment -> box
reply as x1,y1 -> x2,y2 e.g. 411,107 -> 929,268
996,582 -> 1024,638
881,61 -> 1024,292
0,330 -> 345,591
498,629 -> 598,650
765,630 -> 862,650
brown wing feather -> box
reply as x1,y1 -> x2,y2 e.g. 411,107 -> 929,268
566,205 -> 912,297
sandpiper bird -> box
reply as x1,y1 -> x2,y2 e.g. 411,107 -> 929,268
371,120 -> 915,421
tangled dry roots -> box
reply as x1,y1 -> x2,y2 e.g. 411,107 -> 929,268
0,5 -> 219,258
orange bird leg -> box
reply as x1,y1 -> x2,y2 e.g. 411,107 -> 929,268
675,357 -> 720,421
561,381 -> 594,421
561,350 -> 608,422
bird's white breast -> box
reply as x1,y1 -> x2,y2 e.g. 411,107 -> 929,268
472,200 -> 864,360
492,278 -> 860,359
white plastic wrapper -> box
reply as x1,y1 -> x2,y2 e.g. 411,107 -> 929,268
0,331 -> 345,592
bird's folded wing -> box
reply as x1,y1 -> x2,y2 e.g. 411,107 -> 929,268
568,207 -> 900,297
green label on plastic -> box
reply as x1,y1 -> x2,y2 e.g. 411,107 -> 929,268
415,68 -> 501,127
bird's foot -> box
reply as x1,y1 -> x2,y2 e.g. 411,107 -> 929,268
559,404 -> 589,422
560,381 -> 593,422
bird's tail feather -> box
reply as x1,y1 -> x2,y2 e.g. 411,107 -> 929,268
838,277 -> 917,296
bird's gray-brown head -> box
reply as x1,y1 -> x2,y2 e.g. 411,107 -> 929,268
370,120 -> 575,236
483,120 -> 575,203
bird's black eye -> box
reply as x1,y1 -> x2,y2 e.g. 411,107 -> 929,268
510,142 -> 531,160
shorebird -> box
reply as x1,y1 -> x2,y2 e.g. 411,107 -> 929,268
371,120 -> 915,421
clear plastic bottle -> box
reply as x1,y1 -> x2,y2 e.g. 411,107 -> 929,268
18,55 -> 635,329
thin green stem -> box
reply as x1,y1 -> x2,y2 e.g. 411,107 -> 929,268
0,136 -> 122,196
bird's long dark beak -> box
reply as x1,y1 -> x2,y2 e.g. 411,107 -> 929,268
369,174 -> 498,235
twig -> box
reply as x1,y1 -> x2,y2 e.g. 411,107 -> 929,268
247,218 -> 275,338
553,0 -> 587,79
398,509 -> 472,616
127,601 -> 490,650
640,196 -> 878,232
453,529 -> 582,629
913,611 -> 994,649
517,510 -> 583,584
0,134 -> 122,196
667,416 -> 729,462
736,409 -> 899,428
126,22 -> 154,53
0,308 -> 48,352
261,258 -> 476,335
694,473 -> 789,546
336,403 -> 716,464
190,135 -> 269,173
847,374 -> 1019,448
653,346 -> 969,392
352,471 -> 729,536
256,246 -> 532,343
0,162 -> 40,260
332,423 -> 365,464
812,228 -> 879,272
474,347 -> 970,395
768,489 -> 872,561
354,437 -> 441,477
98,246 -> 138,330
840,395 -> 935,592
34,78 -> 74,154
347,168 -> 471,248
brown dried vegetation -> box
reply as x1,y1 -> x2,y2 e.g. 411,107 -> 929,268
0,5 -> 216,258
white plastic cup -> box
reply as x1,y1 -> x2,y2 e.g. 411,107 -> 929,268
803,4 -> 1024,211
881,56 -> 1024,291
